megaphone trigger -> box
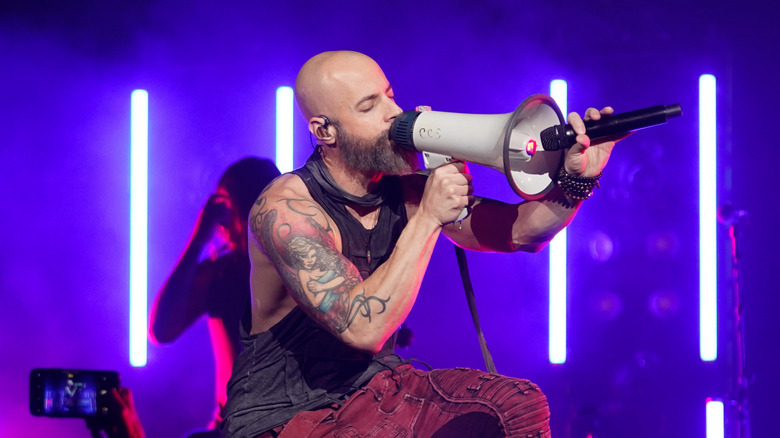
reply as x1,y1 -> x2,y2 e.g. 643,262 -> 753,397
422,152 -> 456,170
455,206 -> 470,225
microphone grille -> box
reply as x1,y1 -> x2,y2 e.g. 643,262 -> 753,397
389,110 -> 422,151
540,124 -> 566,151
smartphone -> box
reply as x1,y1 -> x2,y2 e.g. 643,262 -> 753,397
29,368 -> 120,418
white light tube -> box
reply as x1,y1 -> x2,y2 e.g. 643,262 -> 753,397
130,89 -> 148,367
275,86 -> 295,173
706,399 -> 725,438
549,79 -> 568,364
699,74 -> 718,362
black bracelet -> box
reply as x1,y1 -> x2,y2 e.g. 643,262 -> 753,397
556,166 -> 602,200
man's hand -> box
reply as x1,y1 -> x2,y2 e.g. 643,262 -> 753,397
417,162 -> 474,227
563,107 -> 629,177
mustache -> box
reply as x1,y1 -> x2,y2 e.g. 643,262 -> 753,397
385,129 -> 408,153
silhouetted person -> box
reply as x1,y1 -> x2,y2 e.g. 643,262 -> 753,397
149,157 -> 280,435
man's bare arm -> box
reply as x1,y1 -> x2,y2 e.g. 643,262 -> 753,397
442,188 -> 580,253
251,167 -> 468,354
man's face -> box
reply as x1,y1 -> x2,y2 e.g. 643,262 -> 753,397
325,57 -> 417,175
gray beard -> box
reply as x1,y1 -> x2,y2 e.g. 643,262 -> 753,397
337,128 -> 418,175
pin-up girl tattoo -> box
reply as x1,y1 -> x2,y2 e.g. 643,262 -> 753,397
288,236 -> 347,312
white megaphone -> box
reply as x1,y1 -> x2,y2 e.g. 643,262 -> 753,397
390,94 -> 564,200
389,94 -> 682,200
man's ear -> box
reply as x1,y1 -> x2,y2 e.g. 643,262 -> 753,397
310,116 -> 336,146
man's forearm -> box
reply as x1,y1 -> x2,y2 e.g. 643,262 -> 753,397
444,184 -> 583,253
339,213 -> 442,353
509,185 -> 583,252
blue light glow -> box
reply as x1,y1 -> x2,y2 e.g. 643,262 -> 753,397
275,86 -> 295,173
130,90 -> 148,367
706,399 -> 724,438
699,74 -> 717,362
549,79 -> 568,364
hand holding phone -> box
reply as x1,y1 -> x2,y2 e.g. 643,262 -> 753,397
30,368 -> 145,438
85,388 -> 146,438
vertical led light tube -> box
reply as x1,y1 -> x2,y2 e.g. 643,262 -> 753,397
706,399 -> 725,438
130,90 -> 148,367
699,74 -> 718,362
549,79 -> 568,364
276,86 -> 294,173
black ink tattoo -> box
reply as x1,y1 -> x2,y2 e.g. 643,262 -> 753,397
345,291 -> 389,329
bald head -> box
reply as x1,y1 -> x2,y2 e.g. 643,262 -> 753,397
294,51 -> 413,176
294,51 -> 387,122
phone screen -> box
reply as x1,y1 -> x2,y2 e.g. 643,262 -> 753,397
30,369 -> 119,417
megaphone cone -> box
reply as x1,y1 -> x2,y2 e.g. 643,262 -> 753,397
390,94 -> 565,200
501,94 -> 566,200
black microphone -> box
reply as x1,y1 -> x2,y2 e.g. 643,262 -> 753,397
540,104 -> 682,151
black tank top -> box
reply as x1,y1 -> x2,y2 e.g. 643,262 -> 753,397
222,153 -> 408,438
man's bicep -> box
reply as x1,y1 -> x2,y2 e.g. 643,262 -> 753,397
249,195 -> 363,335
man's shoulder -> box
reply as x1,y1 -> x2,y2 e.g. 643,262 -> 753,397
249,173 -> 321,238
251,173 -> 312,210
249,172 -> 337,241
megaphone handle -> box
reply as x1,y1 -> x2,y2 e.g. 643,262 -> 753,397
413,106 -> 470,223
416,169 -> 471,224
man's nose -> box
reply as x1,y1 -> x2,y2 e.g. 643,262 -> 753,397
387,100 -> 403,121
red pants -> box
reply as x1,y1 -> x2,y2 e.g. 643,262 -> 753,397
265,364 -> 551,438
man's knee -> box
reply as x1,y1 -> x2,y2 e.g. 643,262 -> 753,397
428,369 -> 550,436
498,378 -> 550,437
429,368 -> 544,405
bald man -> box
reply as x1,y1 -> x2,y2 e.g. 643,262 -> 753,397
222,51 -> 623,438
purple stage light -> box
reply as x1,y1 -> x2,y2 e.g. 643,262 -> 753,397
645,231 -> 680,258
589,289 -> 623,321
648,289 -> 680,319
588,231 -> 615,263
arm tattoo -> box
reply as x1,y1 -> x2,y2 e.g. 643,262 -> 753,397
251,196 -> 389,334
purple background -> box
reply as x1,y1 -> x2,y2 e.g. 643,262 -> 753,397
2,1 -> 777,437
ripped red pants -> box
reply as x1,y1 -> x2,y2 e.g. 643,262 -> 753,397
263,364 -> 551,438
